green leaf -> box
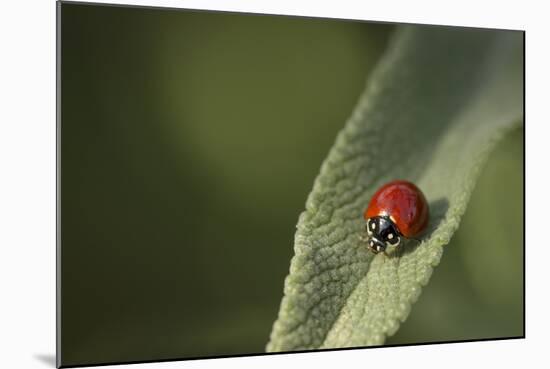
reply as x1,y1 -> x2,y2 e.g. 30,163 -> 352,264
266,25 -> 523,351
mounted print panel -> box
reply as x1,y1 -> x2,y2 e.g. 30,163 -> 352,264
57,1 -> 524,367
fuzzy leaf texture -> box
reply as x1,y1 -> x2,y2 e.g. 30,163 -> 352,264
266,26 -> 523,351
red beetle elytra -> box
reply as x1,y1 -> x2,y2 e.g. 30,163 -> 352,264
362,180 -> 429,254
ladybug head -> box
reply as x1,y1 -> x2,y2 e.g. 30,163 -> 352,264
365,216 -> 401,254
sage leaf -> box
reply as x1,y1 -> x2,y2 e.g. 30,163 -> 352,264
267,25 -> 523,351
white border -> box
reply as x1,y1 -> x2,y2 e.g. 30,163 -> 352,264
1,1 -> 548,368
52,0 -> 527,30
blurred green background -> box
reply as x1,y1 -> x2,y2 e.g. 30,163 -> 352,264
60,3 -> 523,366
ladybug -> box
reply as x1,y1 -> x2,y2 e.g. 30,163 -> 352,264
362,180 -> 429,254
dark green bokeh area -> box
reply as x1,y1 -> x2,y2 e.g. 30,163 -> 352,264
60,3 -> 523,367
60,3 -> 391,365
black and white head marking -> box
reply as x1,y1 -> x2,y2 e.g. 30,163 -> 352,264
365,216 -> 401,253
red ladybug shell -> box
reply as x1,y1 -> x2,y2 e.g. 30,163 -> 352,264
363,180 -> 429,238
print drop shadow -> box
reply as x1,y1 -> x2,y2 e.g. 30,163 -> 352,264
392,197 -> 449,258
33,353 -> 56,367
